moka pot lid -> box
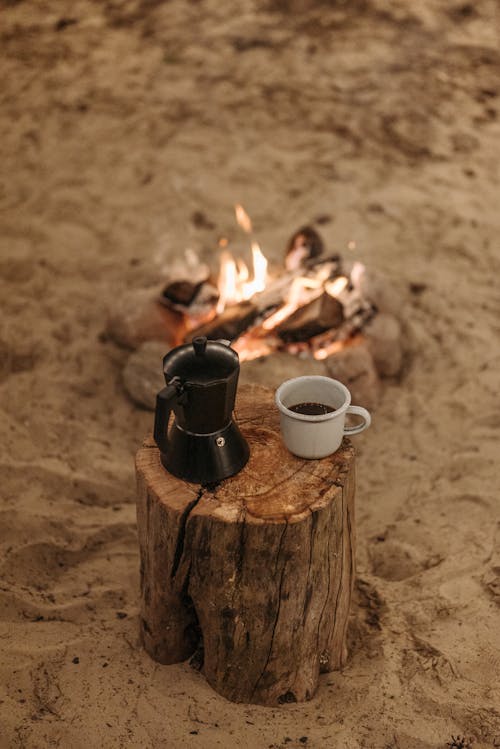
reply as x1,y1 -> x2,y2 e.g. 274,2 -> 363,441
163,337 -> 239,386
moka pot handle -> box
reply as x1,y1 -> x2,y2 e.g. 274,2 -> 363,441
153,378 -> 182,453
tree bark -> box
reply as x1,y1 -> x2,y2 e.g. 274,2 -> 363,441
135,383 -> 356,706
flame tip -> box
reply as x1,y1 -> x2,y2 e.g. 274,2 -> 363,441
234,203 -> 253,234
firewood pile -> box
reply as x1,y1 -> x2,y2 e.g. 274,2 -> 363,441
106,221 -> 406,412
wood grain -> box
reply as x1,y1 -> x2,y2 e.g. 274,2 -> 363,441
136,383 -> 356,705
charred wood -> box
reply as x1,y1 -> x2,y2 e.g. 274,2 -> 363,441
310,303 -> 376,351
187,301 -> 258,342
285,226 -> 325,269
277,293 -> 344,343
161,280 -> 204,307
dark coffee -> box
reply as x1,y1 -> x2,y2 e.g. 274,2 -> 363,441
289,402 -> 336,416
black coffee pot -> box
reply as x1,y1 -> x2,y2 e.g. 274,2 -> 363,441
153,336 -> 250,484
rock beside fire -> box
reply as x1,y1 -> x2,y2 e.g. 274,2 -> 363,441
122,342 -> 318,412
122,341 -> 167,409
364,313 -> 403,377
359,268 -> 403,317
106,287 -> 184,350
240,351 -> 328,390
122,342 -> 383,414
324,340 -> 380,410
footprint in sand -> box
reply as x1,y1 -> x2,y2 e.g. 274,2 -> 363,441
0,335 -> 40,381
0,461 -> 135,508
0,521 -> 137,623
368,537 -> 442,581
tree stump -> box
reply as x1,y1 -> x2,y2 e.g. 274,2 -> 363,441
135,383 -> 356,706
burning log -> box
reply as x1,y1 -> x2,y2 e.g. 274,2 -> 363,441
285,226 -> 325,269
311,301 -> 376,359
108,201 -> 402,381
187,301 -> 258,342
159,279 -> 219,323
250,257 -> 340,312
135,384 -> 356,706
157,248 -> 217,317
277,292 -> 344,343
185,257 -> 339,344
161,280 -> 204,307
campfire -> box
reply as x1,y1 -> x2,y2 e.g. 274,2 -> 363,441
110,205 -> 405,413
157,205 -> 377,363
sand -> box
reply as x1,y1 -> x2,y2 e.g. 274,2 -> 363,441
1,0 -> 499,747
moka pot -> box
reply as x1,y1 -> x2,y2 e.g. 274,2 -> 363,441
153,336 -> 250,484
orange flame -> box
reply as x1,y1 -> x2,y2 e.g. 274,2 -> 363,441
325,275 -> 348,298
211,203 -> 365,357
313,333 -> 364,361
216,242 -> 268,314
261,277 -> 321,330
234,204 -> 252,234
313,339 -> 346,361
243,242 -> 268,297
233,334 -> 277,361
261,265 -> 338,331
216,251 -> 238,314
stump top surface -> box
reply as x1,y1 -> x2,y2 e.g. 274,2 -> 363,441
136,384 -> 355,524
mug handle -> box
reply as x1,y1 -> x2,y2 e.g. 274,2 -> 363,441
343,405 -> 371,436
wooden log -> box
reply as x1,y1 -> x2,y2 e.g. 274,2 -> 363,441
161,279 -> 204,306
277,292 -> 344,343
159,279 -> 219,318
135,384 -> 356,706
285,225 -> 325,269
186,301 -> 258,342
185,255 -> 344,344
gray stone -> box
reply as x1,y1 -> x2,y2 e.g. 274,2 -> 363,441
364,313 -> 403,377
122,339 -> 383,412
240,352 -> 327,391
122,341 -> 167,409
359,268 -> 403,317
324,341 -> 380,410
106,287 -> 184,350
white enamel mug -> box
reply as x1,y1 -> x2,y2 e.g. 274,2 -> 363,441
275,376 -> 371,459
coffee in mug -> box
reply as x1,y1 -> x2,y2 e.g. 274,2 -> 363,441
275,376 -> 371,459
289,402 -> 336,416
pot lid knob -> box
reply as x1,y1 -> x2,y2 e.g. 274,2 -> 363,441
193,336 -> 208,356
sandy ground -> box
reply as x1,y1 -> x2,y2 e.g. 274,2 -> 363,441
1,0 -> 500,747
